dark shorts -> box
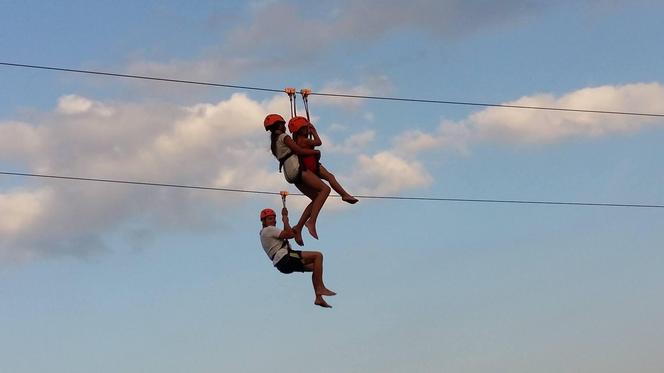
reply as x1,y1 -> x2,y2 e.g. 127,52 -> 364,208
275,249 -> 306,274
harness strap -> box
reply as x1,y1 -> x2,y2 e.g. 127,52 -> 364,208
301,89 -> 311,122
285,87 -> 297,118
300,89 -> 313,140
277,151 -> 294,173
269,239 -> 291,261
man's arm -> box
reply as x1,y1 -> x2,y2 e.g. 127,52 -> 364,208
278,207 -> 295,239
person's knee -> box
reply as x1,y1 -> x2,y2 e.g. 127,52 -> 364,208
321,184 -> 331,196
302,251 -> 322,259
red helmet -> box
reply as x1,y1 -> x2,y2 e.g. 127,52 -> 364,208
260,208 -> 276,220
264,114 -> 285,131
288,116 -> 310,134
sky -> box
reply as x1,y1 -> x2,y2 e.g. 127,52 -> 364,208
1,0 -> 663,372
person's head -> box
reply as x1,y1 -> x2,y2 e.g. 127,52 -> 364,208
288,116 -> 310,138
264,114 -> 286,133
260,208 -> 277,227
265,114 -> 286,157
294,125 -> 310,140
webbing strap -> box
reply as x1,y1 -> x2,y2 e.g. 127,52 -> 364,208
301,89 -> 311,121
285,87 -> 297,118
277,151 -> 293,173
270,239 -> 290,261
301,89 -> 312,139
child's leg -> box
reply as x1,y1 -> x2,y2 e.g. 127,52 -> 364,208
298,171 -> 330,239
293,203 -> 311,246
318,165 -> 358,204
293,183 -> 317,245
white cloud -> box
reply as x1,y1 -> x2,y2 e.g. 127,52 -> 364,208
0,90 -> 432,262
228,1 -> 543,57
397,83 -> 664,155
57,95 -> 113,116
351,151 -> 432,195
0,121 -> 41,160
324,130 -> 376,154
314,76 -> 395,110
124,1 -> 545,90
0,93 -> 293,262
15,82 -> 656,263
396,122 -> 473,156
125,57 -> 261,88
328,123 -> 349,132
0,189 -> 47,235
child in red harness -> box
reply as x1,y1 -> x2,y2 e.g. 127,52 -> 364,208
289,116 -> 359,205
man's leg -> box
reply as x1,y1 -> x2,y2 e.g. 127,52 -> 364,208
300,251 -> 336,307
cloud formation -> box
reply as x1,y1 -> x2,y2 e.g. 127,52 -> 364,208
397,83 -> 664,155
323,130 -> 376,154
126,1 -> 544,86
232,0 -> 541,54
6,79 -> 658,262
0,94 -> 288,261
351,152 -> 432,195
0,93 -> 427,262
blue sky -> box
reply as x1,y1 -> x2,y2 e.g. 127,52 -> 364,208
1,1 -> 663,372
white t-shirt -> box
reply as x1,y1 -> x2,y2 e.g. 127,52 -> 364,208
275,133 -> 300,183
260,225 -> 288,265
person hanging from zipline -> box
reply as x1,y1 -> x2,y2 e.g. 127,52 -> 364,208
264,113 -> 328,244
259,194 -> 336,308
263,88 -> 358,244
289,115 -> 358,205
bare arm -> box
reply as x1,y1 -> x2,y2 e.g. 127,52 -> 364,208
308,125 -> 322,147
278,207 -> 295,239
284,135 -> 320,157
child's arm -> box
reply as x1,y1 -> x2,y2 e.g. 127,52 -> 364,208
284,135 -> 320,157
308,125 -> 323,147
295,136 -> 313,149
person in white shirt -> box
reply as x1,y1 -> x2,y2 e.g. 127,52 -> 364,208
259,206 -> 336,308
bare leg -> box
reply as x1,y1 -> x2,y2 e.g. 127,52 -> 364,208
319,165 -> 358,204
298,171 -> 330,239
293,182 -> 320,246
301,251 -> 336,308
292,202 -> 312,246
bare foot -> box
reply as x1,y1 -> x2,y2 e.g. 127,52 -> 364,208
315,296 -> 332,308
342,195 -> 359,204
293,228 -> 304,246
305,220 -> 319,239
317,288 -> 337,297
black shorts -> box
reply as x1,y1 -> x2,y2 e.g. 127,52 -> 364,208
275,249 -> 306,274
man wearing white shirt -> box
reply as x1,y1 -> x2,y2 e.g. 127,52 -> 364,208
259,206 -> 336,308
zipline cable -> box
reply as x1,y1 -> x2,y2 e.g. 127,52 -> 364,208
0,171 -> 277,196
309,91 -> 664,118
2,61 -> 664,118
1,171 -> 662,210
0,62 -> 282,94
